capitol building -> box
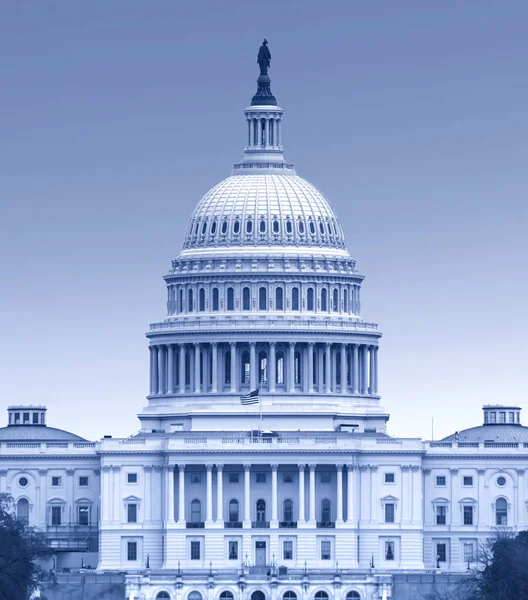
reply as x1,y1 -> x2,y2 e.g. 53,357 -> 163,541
1,48 -> 527,600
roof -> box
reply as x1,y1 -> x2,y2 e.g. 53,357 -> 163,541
443,424 -> 528,443
0,426 -> 86,442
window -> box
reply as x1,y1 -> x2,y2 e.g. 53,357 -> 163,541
497,476 -> 506,487
51,476 -> 61,487
321,472 -> 331,483
346,593 -> 360,600
332,289 -> 339,311
259,353 -> 268,384
320,541 -> 331,560
127,473 -> 138,484
463,505 -> 473,526
228,499 -> 239,522
275,287 -> 284,310
127,503 -> 137,523
79,476 -> 89,487
284,593 -> 297,600
291,287 -> 299,310
385,473 -> 395,484
298,219 -> 305,234
319,221 -> 325,235
464,542 -> 475,563
307,288 -> 314,311
321,288 -> 328,311
496,497 -> 507,525
221,220 -> 228,234
199,288 -> 205,311
385,541 -> 395,561
309,220 -> 316,235
191,499 -> 202,523
246,219 -> 253,233
283,540 -> 293,560
23,412 -> 30,423
259,219 -> 266,233
17,498 -> 29,524
241,350 -> 250,384
51,505 -> 62,526
188,288 -> 194,312
212,288 -> 219,311
14,412 -> 20,423
32,413 -> 39,424
78,505 -> 89,525
127,541 -> 137,561
273,218 -> 280,233
201,221 -> 207,235
233,219 -> 240,234
276,353 -> 284,384
321,499 -> 331,522
490,412 -> 497,423
385,503 -> 395,523
499,411 -> 506,423
315,594 -> 328,600
190,473 -> 201,484
259,287 -> 267,310
220,593 -> 234,600
18,477 -> 28,488
463,476 -> 473,487
225,350 -> 231,384
286,219 -> 293,234
283,472 -> 294,483
436,505 -> 446,525
256,499 -> 266,522
343,288 -> 348,312
509,411 -> 515,423
435,476 -> 446,487
228,473 -> 239,484
227,288 -> 234,311
256,472 -> 266,484
242,287 -> 250,310
211,220 -> 217,235
228,540 -> 238,560
436,543 -> 447,563
294,352 -> 301,384
157,593 -> 171,600
283,499 -> 293,522
190,540 -> 201,560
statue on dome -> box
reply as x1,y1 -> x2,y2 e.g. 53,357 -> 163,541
257,39 -> 271,76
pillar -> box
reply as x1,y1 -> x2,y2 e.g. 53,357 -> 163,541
309,464 -> 316,522
336,464 -> 343,522
250,342 -> 257,390
352,344 -> 359,394
230,342 -> 237,393
340,344 -> 347,394
244,464 -> 251,524
308,343 -> 314,393
112,466 -> 120,523
38,468 -> 47,527
369,345 -> 376,394
346,465 -> 355,523
206,464 -> 213,523
271,464 -> 278,524
372,346 -> 379,394
144,466 -> 152,523
167,344 -> 175,394
401,466 -> 411,523
248,118 -> 253,146
194,343 -> 201,393
179,344 -> 186,394
216,465 -> 224,523
360,345 -> 369,395
269,342 -> 276,393
412,465 -> 422,524
298,465 -> 306,522
150,346 -> 159,395
211,342 -> 218,393
289,342 -> 296,392
158,345 -> 166,395
166,465 -> 175,522
325,343 -> 331,393
178,465 -> 185,522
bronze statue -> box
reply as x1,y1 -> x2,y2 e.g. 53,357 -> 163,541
257,39 -> 271,76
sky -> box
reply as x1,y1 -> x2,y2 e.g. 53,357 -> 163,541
0,1 -> 527,441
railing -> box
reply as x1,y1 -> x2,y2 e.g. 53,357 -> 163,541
316,521 -> 335,529
5,443 -> 41,448
119,438 -> 145,445
484,442 -> 519,448
224,521 -> 242,529
457,442 -> 480,448
186,522 -> 205,529
376,438 -> 403,444
251,521 -> 270,528
429,442 -> 453,448
279,521 -> 297,528
46,443 -> 68,448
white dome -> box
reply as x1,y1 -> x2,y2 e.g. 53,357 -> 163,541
182,173 -> 347,254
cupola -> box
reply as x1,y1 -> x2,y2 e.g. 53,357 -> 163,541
483,404 -> 521,425
7,405 -> 47,426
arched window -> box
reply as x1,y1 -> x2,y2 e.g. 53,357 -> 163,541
309,221 -> 316,235
194,221 -> 200,235
156,593 -> 170,600
321,499 -> 331,522
233,219 -> 240,234
212,288 -> 219,311
188,288 -> 194,312
319,221 -> 325,234
298,219 -> 305,234
259,219 -> 266,233
17,498 -> 29,524
241,351 -> 250,384
315,593 -> 328,600
283,499 -> 293,522
259,287 -> 267,310
275,287 -> 284,310
346,593 -> 360,600
246,219 -> 253,233
179,289 -> 183,313
227,288 -> 234,311
259,351 -> 268,384
256,499 -> 266,522
185,351 -> 191,385
291,287 -> 299,311
283,593 -> 297,600
242,287 -> 251,311
220,593 -> 234,600
221,220 -> 228,234
321,288 -> 328,311
343,288 -> 348,313
188,593 -> 202,600
199,288 -> 205,312
496,497 -> 508,525
286,219 -> 293,234
273,218 -> 280,234
276,352 -> 284,385
191,499 -> 201,523
336,351 -> 341,386
201,221 -> 207,235
294,351 -> 301,384
210,220 -> 217,235
333,289 -> 339,311
307,288 -> 314,311
228,499 -> 239,522
225,351 -> 231,385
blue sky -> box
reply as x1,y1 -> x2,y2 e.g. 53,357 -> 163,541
0,1 -> 527,440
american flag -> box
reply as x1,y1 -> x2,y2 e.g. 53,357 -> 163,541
240,389 -> 260,405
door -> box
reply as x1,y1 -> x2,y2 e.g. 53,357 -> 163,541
255,541 -> 266,566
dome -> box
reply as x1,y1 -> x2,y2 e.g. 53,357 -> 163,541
442,424 -> 528,444
0,425 -> 86,442
181,173 -> 348,256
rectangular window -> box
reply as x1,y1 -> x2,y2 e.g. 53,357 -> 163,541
435,476 -> 446,487
320,472 -> 331,483
228,473 -> 239,484
127,473 -> 138,484
385,503 -> 395,523
499,411 -> 506,423
127,541 -> 137,561
78,476 -> 89,487
190,473 -> 201,484
51,506 -> 62,526
23,412 -> 30,423
190,541 -> 201,560
14,412 -> 20,423
436,505 -> 446,525
509,412 -> 515,423
463,506 -> 474,526
78,505 -> 89,525
32,413 -> 39,424
283,472 -> 294,483
228,541 -> 238,560
490,412 -> 497,423
384,473 -> 395,484
385,541 -> 395,561
463,476 -> 473,486
436,543 -> 447,563
51,476 -> 62,487
283,540 -> 293,560
463,543 -> 475,563
256,473 -> 266,484
321,541 -> 331,560
127,503 -> 137,523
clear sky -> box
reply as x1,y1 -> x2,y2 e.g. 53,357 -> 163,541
0,1 -> 526,441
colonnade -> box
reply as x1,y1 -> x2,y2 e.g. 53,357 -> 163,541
247,115 -> 282,148
149,341 -> 379,397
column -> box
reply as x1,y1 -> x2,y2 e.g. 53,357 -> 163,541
158,345 -> 167,395
368,346 -> 376,394
205,464 -> 213,523
150,346 -> 159,395
318,345 -> 324,391
250,342 -> 257,390
194,343 -> 201,393
359,465 -> 370,523
167,344 -> 175,394
38,469 -> 47,527
244,464 -> 251,524
215,465 -> 224,523
309,464 -> 316,522
477,469 -> 486,526
360,345 -> 369,395
269,342 -> 276,393
346,465 -> 355,523
101,466 -> 112,522
372,346 -> 379,395
401,466 -> 411,523
211,343 -> 218,393
289,342 -> 296,392
412,466 -> 422,524
298,465 -> 306,522
369,466 -> 378,523
248,118 -> 253,146
340,344 -> 347,394
325,343 -> 331,393
112,466 -> 120,523
178,465 -> 186,522
179,344 -> 186,393
308,343 -> 314,393
166,465 -> 175,522
336,464 -> 344,522
230,342 -> 237,393
271,465 -> 278,524
352,344 -> 359,394
264,119 -> 270,146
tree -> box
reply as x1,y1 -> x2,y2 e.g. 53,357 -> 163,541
0,493 -> 53,600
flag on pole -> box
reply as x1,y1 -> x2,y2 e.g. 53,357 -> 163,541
240,389 -> 260,405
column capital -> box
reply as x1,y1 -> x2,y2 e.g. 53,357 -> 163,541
66,468 -> 75,475
230,341 -> 236,349
517,468 -> 526,475
401,465 -> 410,472
211,341 -> 217,348
298,464 -> 306,471
308,341 -> 315,348
308,464 -> 317,471
450,468 -> 459,475
165,464 -> 175,472
336,464 -> 344,471
102,466 -> 112,474
270,341 -> 276,348
216,464 -> 224,471
206,464 -> 214,472
359,465 -> 369,472
271,464 -> 279,472
411,465 -> 421,472
369,465 -> 378,472
477,468 -> 486,475
244,464 -> 251,471
194,342 -> 200,348
93,469 -> 100,476
423,468 -> 431,475
289,341 -> 295,348
153,465 -> 163,473
38,468 -> 47,476
346,464 -> 355,471
178,342 -> 186,349
144,465 -> 153,473
325,342 -> 331,349
178,464 -> 186,472
249,341 -> 256,348
0,469 -> 7,477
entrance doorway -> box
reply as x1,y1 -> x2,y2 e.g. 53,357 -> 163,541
255,541 -> 266,566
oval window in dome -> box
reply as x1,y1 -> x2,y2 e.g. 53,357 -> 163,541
273,218 -> 280,234
286,220 -> 293,234
194,221 -> 200,235
309,221 -> 316,235
298,219 -> 305,234
201,221 -> 207,235
221,220 -> 228,234
211,220 -> 217,235
319,221 -> 325,235
246,219 -> 253,233
233,219 -> 240,234
259,219 -> 266,233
